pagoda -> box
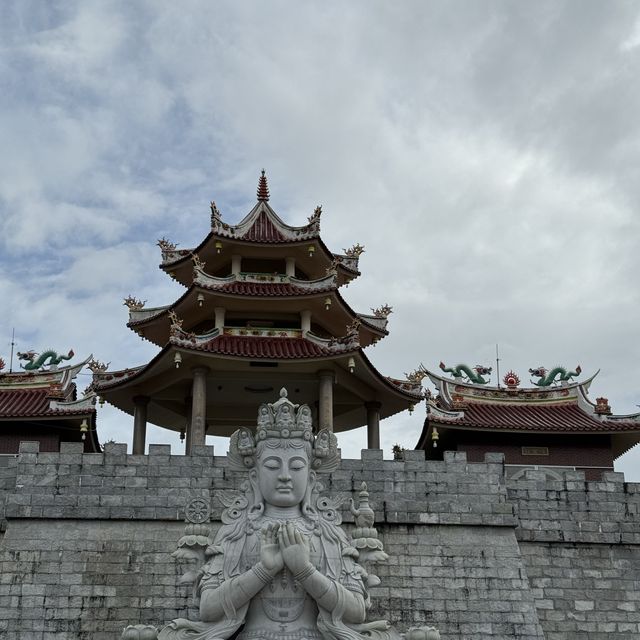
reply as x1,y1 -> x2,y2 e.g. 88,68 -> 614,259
0,351 -> 99,453
92,172 -> 423,454
416,363 -> 640,479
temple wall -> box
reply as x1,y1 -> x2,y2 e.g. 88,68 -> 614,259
508,470 -> 640,639
0,443 -> 638,639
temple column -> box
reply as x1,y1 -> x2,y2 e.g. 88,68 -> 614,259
132,395 -> 150,454
365,401 -> 381,450
189,367 -> 209,453
184,396 -> 192,455
214,307 -> 225,331
318,370 -> 334,432
286,257 -> 296,277
231,255 -> 242,275
301,310 -> 311,335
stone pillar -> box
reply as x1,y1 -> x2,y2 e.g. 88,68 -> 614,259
301,310 -> 311,335
184,396 -> 192,455
365,401 -> 382,450
189,367 -> 209,452
285,257 -> 296,277
132,395 -> 150,455
214,307 -> 225,331
231,255 -> 242,275
318,370 -> 334,432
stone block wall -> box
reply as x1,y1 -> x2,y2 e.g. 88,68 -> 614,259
508,469 -> 640,639
1,443 -> 638,639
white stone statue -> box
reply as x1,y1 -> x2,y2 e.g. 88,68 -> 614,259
155,388 -> 439,640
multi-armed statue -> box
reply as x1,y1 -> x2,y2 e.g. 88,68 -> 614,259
124,389 -> 439,640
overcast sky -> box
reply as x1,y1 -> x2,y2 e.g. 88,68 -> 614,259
1,1 -> 639,479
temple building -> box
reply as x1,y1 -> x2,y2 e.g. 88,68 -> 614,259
416,364 -> 640,479
0,352 -> 99,454
91,172 -> 423,454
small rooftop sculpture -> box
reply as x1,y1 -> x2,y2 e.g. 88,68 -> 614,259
138,388 -> 440,640
17,349 -> 74,371
503,370 -> 520,389
528,365 -> 581,387
439,362 -> 492,385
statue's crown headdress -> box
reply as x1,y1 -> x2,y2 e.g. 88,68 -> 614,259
228,388 -> 339,472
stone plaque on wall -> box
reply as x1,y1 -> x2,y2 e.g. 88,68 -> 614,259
521,446 -> 549,456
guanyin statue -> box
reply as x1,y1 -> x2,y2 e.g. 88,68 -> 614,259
123,389 -> 439,640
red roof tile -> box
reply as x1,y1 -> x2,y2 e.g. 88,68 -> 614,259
432,402 -> 640,433
204,280 -> 333,296
241,210 -> 288,243
193,335 -> 333,359
0,388 -> 92,418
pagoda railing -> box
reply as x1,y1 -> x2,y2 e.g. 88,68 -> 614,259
223,327 -> 303,338
238,272 -> 289,283
195,269 -> 337,291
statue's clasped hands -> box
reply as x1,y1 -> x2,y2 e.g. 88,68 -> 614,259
260,522 -> 311,577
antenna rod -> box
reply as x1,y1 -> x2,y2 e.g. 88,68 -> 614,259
495,344 -> 501,389
9,328 -> 15,373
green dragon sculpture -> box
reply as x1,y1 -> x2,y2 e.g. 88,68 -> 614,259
17,349 -> 74,371
529,365 -> 581,387
439,361 -> 492,384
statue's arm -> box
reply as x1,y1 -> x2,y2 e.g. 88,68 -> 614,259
294,564 -> 367,624
199,561 -> 275,622
200,524 -> 283,623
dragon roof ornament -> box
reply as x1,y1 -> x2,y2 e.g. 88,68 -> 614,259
124,296 -> 146,311
210,201 -> 222,229
529,365 -> 582,387
327,319 -> 361,351
87,358 -> 110,374
404,366 -> 428,385
157,237 -> 177,252
17,349 -> 75,371
371,304 -> 393,318
439,361 -> 492,385
344,243 -> 365,258
306,205 -> 322,232
191,253 -> 206,271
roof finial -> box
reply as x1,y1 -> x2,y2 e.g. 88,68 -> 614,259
257,169 -> 270,201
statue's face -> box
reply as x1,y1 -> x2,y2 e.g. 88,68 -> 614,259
257,446 -> 309,508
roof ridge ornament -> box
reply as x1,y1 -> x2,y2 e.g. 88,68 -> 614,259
87,358 -> 110,374
17,349 -> 75,371
344,243 -> 365,258
307,205 -> 322,227
439,361 -> 492,385
157,237 -> 177,252
124,296 -> 146,311
257,169 -> 270,201
210,201 -> 222,228
371,304 -> 393,318
529,365 -> 582,387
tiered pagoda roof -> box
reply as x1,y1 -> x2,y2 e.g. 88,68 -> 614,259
93,173 -> 423,437
0,355 -> 99,453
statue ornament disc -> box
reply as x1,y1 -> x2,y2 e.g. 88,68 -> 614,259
150,388 -> 439,640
